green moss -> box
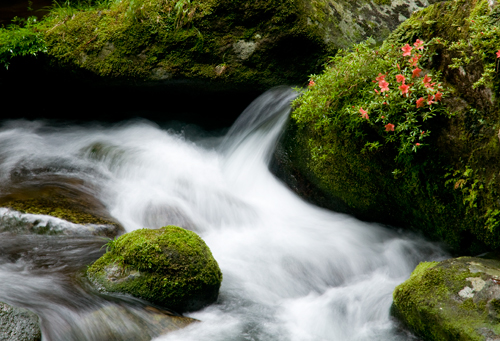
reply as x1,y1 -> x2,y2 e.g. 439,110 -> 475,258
87,225 -> 222,313
393,257 -> 500,341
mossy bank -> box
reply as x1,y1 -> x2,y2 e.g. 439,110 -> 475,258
87,225 -> 222,313
276,0 -> 500,254
0,0 -> 439,90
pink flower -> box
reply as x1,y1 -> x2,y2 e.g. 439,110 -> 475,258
396,74 -> 406,83
427,95 -> 435,105
376,73 -> 386,82
383,102 -> 388,105
416,143 -> 421,146
397,63 -> 401,71
424,82 -> 434,91
385,123 -> 395,132
379,80 -> 390,92
414,39 -> 425,50
374,89 -> 379,94
435,91 -> 443,101
412,67 -> 422,78
381,116 -> 385,119
409,54 -> 422,67
308,80 -> 315,87
402,44 -> 413,56
496,50 -> 500,58
359,107 -> 369,120
399,83 -> 410,96
416,97 -> 425,108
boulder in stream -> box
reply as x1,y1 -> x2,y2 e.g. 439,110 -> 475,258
274,0 -> 500,254
392,257 -> 500,341
0,301 -> 41,341
87,225 -> 222,313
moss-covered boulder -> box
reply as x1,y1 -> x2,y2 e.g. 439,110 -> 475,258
0,0 -> 439,90
393,257 -> 500,341
0,301 -> 41,341
87,225 -> 222,313
275,0 -> 500,254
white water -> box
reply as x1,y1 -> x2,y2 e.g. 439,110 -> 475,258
0,87 -> 446,340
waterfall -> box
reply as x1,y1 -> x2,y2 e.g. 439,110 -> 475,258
0,87 -> 446,340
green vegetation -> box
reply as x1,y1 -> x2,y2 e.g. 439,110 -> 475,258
393,257 -> 500,340
294,39 -> 449,170
284,0 -> 500,254
87,225 -> 222,313
0,16 -> 47,69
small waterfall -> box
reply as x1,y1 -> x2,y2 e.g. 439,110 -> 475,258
0,87 -> 446,340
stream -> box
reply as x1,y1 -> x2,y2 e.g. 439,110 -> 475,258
0,87 -> 447,340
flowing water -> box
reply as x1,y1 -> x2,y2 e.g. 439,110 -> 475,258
0,87 -> 447,340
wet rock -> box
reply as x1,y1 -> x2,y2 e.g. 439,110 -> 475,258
87,225 -> 222,313
392,257 -> 500,341
0,301 -> 41,341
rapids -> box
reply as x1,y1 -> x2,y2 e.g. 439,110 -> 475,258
0,87 -> 446,340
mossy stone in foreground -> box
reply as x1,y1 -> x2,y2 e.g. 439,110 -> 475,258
393,257 -> 500,341
87,226 -> 222,313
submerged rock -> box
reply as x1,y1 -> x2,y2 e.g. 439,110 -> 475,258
87,225 -> 222,313
275,0 -> 500,254
57,305 -> 196,340
0,301 -> 41,341
0,208 -> 122,237
0,182 -> 124,238
392,257 -> 500,341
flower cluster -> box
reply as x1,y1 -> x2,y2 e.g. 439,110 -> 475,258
355,39 -> 447,159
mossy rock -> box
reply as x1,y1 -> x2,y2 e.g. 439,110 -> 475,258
0,301 -> 41,341
87,225 -> 222,313
0,0 -> 440,90
393,257 -> 500,341
276,0 -> 500,254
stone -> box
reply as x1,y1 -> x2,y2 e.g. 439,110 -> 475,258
0,302 -> 41,341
